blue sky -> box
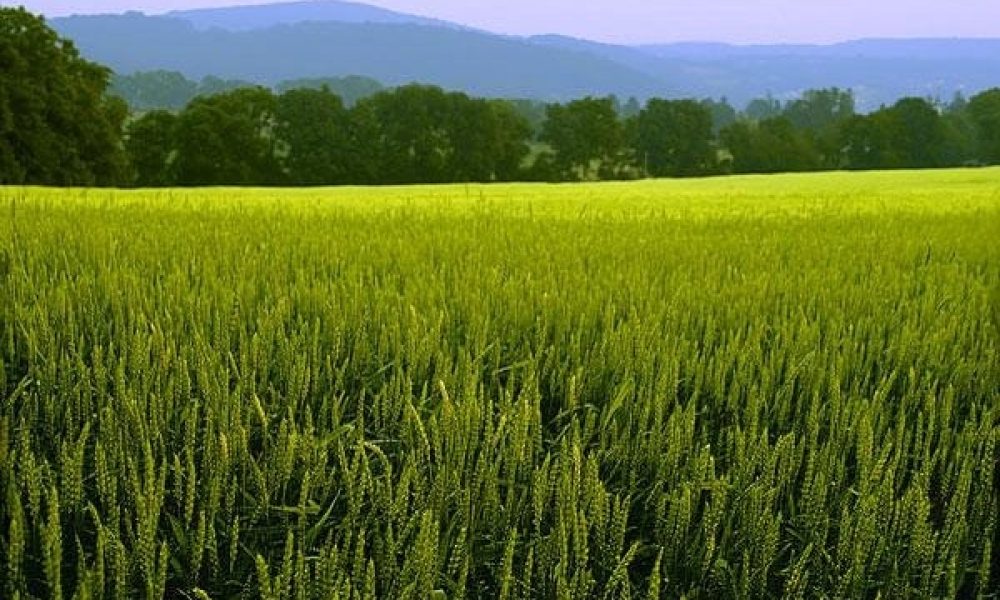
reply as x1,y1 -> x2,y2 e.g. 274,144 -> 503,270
19,0 -> 1000,44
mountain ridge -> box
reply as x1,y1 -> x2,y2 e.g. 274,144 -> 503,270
48,2 -> 1000,109
52,14 -> 665,100
164,0 -> 466,32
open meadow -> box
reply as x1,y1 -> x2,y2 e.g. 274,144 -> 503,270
1,169 -> 998,599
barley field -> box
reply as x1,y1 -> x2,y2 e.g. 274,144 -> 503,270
1,169 -> 998,599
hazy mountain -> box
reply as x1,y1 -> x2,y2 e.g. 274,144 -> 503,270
534,35 -> 1000,108
639,38 -> 1000,60
166,0 -> 463,32
52,13 -> 663,100
49,3 -> 1000,109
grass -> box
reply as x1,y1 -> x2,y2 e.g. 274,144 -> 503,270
1,168 -> 998,599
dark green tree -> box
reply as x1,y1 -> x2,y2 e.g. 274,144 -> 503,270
0,7 -> 128,185
172,87 -> 282,186
721,117 -> 820,174
635,98 -> 715,177
487,101 -> 533,181
940,99 -> 977,166
541,97 -> 624,180
783,88 -> 856,167
351,85 -> 455,184
350,85 -> 531,184
883,97 -> 946,168
842,98 -> 946,170
841,113 -> 890,170
125,110 -> 178,186
967,88 -> 1000,164
447,96 -> 503,182
275,87 -> 353,185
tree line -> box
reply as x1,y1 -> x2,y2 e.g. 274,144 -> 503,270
124,85 -> 1000,187
3,7 -> 1000,188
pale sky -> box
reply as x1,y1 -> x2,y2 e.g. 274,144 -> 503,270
17,0 -> 1000,44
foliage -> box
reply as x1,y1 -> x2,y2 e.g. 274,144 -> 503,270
0,169 -> 998,599
635,99 -> 716,177
275,88 -> 354,186
720,118 -> 820,173
842,97 -> 946,170
967,88 -> 1000,164
126,111 -> 178,187
172,87 -> 283,186
116,83 -> 1000,186
352,85 -> 532,184
0,7 -> 128,186
541,97 -> 625,180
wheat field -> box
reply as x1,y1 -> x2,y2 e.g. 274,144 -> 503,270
1,169 -> 998,599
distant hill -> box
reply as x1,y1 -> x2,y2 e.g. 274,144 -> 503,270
50,3 -> 1000,109
165,0 -> 464,32
51,14 -> 664,100
638,38 -> 1000,60
537,35 -> 1000,109
109,70 -> 385,110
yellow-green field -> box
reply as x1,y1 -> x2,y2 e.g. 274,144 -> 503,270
1,169 -> 998,599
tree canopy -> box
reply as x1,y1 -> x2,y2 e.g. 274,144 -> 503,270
0,7 -> 127,185
967,88 -> 1000,164
542,97 -> 624,180
635,99 -> 715,177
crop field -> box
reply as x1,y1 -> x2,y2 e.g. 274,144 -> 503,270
1,169 -> 998,599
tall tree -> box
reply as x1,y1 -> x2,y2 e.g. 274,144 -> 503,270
125,110 -> 178,186
172,87 -> 282,186
967,88 -> 1000,164
783,88 -> 856,167
940,98 -> 977,166
275,87 -> 353,185
842,98 -> 946,170
351,85 -> 455,184
448,97 -> 531,182
721,117 -> 819,174
487,100 -> 533,181
447,95 -> 502,182
635,98 -> 715,177
351,85 -> 531,184
0,7 -> 127,185
841,114 -> 890,170
541,97 -> 624,180
882,97 -> 946,168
